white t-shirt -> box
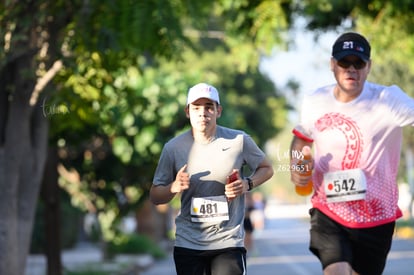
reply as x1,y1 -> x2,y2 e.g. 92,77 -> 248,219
294,81 -> 414,228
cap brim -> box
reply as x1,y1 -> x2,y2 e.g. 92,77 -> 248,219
187,97 -> 219,105
333,51 -> 369,61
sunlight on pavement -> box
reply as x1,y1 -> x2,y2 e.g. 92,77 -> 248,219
388,250 -> 414,260
248,254 -> 316,265
264,199 -> 311,219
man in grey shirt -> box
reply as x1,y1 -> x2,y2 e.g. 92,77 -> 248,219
151,83 -> 274,275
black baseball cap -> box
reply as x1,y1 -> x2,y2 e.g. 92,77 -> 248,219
332,32 -> 371,61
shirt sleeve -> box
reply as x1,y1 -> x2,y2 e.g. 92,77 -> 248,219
152,145 -> 175,186
386,85 -> 414,127
242,134 -> 266,172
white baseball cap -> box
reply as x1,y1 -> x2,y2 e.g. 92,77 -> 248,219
186,83 -> 220,105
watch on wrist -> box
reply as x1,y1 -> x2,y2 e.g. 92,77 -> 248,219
246,177 -> 253,191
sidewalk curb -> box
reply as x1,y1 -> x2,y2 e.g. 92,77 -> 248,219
26,247 -> 155,275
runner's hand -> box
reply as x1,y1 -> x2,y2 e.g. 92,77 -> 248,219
171,164 -> 190,194
225,170 -> 245,201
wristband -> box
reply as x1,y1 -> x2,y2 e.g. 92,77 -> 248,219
246,177 -> 253,191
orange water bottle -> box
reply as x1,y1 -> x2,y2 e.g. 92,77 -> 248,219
295,146 -> 313,196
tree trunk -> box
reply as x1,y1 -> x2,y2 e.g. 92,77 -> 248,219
42,146 -> 61,275
136,200 -> 171,242
0,148 -> 19,273
0,57 -> 48,274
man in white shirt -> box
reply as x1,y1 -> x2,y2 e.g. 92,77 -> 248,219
290,32 -> 414,275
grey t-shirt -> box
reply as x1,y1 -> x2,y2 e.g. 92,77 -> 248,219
153,125 -> 266,250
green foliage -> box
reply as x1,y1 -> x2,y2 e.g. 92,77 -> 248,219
2,0 -> 292,247
49,4 -> 290,239
107,233 -> 166,259
295,0 -> 356,30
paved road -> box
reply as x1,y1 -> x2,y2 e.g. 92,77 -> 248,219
142,203 -> 414,275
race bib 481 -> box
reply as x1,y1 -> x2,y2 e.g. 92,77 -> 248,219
191,195 -> 229,222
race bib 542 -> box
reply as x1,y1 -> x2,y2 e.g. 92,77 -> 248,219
323,169 -> 366,203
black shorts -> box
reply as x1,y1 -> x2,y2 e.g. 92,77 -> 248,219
173,246 -> 246,275
244,217 -> 254,233
309,208 -> 395,275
